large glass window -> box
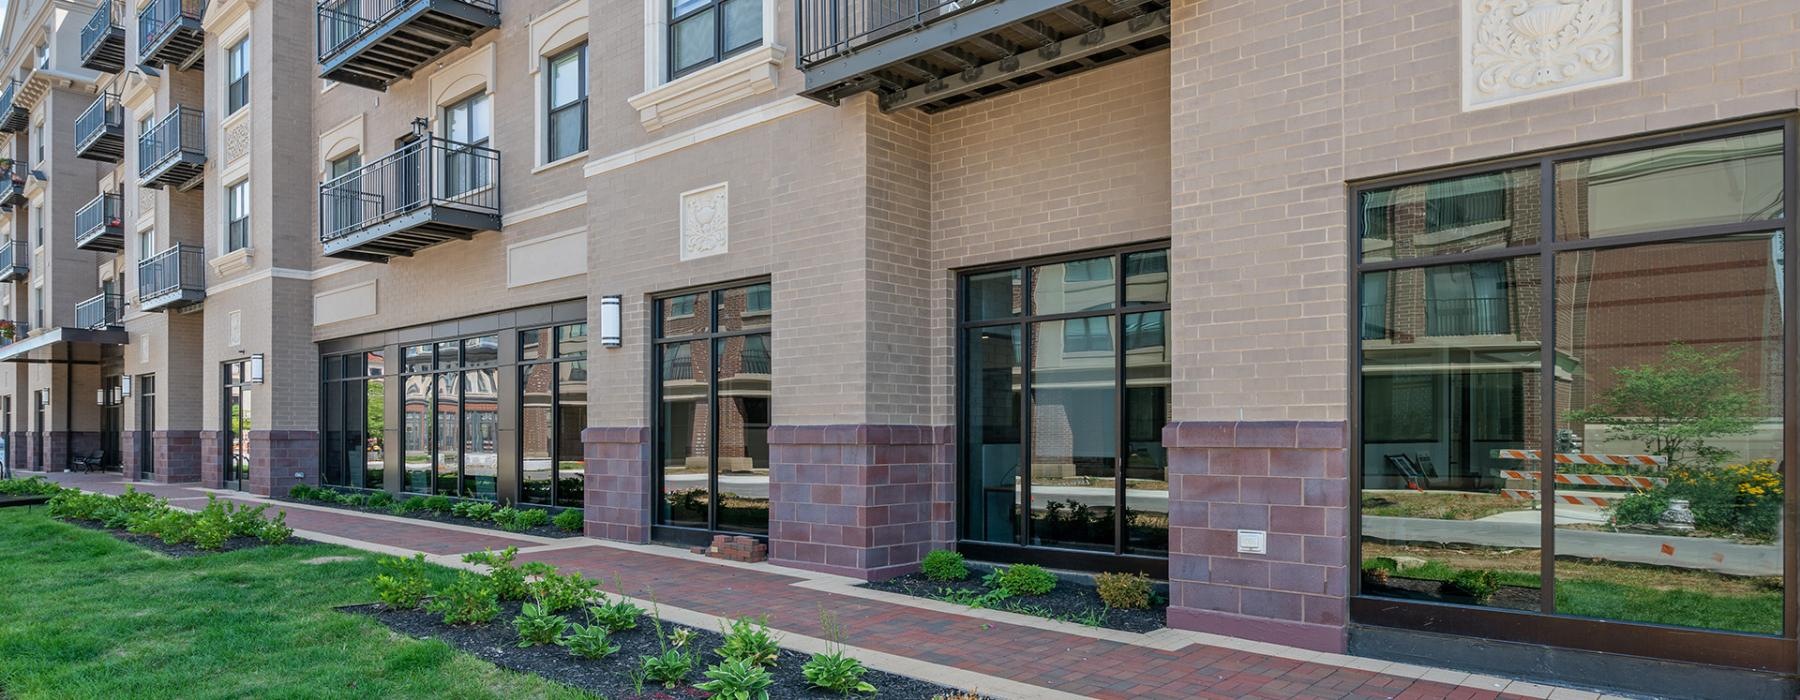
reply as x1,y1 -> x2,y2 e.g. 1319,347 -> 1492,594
1355,125 -> 1790,644
655,282 -> 772,535
442,92 -> 492,197
225,38 -> 250,114
520,323 -> 588,509
545,44 -> 587,162
960,246 -> 1171,560
321,351 -> 384,490
397,336 -> 497,497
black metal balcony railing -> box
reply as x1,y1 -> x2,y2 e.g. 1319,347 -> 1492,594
317,0 -> 501,91
74,92 -> 126,163
138,243 -> 206,311
0,80 -> 26,133
75,290 -> 123,330
1427,297 -> 1511,337
138,0 -> 206,70
0,239 -> 26,282
741,350 -> 771,374
318,134 -> 501,260
74,192 -> 124,252
138,107 -> 206,190
80,1 -> 127,73
796,0 -> 1172,112
0,169 -> 24,209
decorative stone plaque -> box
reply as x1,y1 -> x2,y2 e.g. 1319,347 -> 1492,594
1462,0 -> 1629,110
680,182 -> 728,261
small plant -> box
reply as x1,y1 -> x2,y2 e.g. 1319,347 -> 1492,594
462,547 -> 532,601
553,508 -> 583,532
670,627 -> 695,649
1449,568 -> 1500,604
640,648 -> 697,688
393,498 -> 427,514
1094,572 -> 1153,610
696,658 -> 775,700
560,623 -> 620,659
920,550 -> 968,582
1361,557 -> 1398,585
803,610 -> 876,695
492,506 -> 550,532
256,511 -> 294,545
367,491 -> 395,508
452,501 -> 496,521
530,570 -> 597,613
374,554 -> 433,610
428,571 -> 500,625
985,564 -> 1057,597
422,495 -> 452,513
288,484 -> 317,500
587,598 -> 644,633
717,616 -> 781,667
513,602 -> 570,647
190,496 -> 237,550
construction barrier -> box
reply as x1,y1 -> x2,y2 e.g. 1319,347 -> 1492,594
1498,469 -> 1666,489
1491,449 -> 1666,467
1500,488 -> 1623,507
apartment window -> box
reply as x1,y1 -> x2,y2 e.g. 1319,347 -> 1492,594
327,152 -> 361,236
136,229 -> 154,261
225,180 -> 249,251
32,124 -> 42,164
545,44 -> 587,163
668,0 -> 761,78
30,204 -> 41,247
226,38 -> 250,114
442,93 -> 491,197
1423,262 -> 1510,336
519,323 -> 587,508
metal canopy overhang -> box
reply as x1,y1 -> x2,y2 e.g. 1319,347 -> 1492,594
0,326 -> 129,365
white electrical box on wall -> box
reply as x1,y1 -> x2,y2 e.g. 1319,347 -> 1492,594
1236,529 -> 1267,555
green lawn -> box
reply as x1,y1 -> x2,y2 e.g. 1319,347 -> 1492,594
0,509 -> 592,700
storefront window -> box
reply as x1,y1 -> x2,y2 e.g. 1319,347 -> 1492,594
520,323 -> 588,509
321,351 -> 383,490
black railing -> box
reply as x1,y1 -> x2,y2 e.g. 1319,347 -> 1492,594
316,0 -> 499,62
1427,297 -> 1511,336
75,290 -> 123,330
741,350 -> 771,374
138,0 -> 205,60
0,240 -> 24,276
138,106 -> 204,178
75,192 -> 123,243
81,1 -> 124,61
0,79 -> 20,117
139,244 -> 205,302
75,92 -> 124,151
1,169 -> 24,204
318,134 -> 501,243
796,0 -> 968,69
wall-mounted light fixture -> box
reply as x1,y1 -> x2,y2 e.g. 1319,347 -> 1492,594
600,295 -> 622,348
120,375 -> 132,398
94,388 -> 106,406
248,353 -> 265,384
110,386 -> 122,406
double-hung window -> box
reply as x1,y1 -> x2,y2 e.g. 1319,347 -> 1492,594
226,39 -> 250,114
545,44 -> 587,163
442,93 -> 491,198
225,180 -> 249,251
668,0 -> 760,78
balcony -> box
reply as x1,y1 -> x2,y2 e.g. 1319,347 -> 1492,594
138,0 -> 206,70
796,0 -> 1170,112
0,80 -> 26,133
0,169 -> 24,209
0,239 -> 26,282
138,244 -> 205,311
0,320 -> 30,347
74,92 -> 125,163
319,134 -> 501,261
317,0 -> 500,91
75,192 -> 124,252
80,1 -> 127,73
75,290 -> 123,330
138,107 -> 205,190
1426,297 -> 1511,337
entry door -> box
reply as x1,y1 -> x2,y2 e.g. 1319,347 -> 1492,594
136,376 -> 156,480
33,391 -> 43,470
101,377 -> 122,470
440,93 -> 491,198
222,362 -> 252,490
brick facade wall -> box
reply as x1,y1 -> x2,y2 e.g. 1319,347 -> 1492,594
767,425 -> 953,580
582,427 -> 652,543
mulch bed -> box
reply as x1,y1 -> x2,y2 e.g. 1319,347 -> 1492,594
65,518 -> 312,558
862,564 -> 1167,634
276,497 -> 582,539
1364,575 -> 1538,611
348,601 -> 974,699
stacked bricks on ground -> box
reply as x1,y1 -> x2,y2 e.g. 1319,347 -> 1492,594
700,535 -> 768,563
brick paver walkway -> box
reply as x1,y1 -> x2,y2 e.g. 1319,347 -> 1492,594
27,470 -> 1572,700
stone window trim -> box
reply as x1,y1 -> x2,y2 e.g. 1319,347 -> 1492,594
631,0 -> 783,132
529,0 -> 589,168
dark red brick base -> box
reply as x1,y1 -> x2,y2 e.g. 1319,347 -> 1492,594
582,427 -> 651,543
249,430 -> 320,496
1164,420 -> 1349,653
767,425 -> 953,581
153,431 -> 204,483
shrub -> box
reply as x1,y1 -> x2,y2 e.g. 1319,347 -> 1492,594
462,547 -> 531,601
560,624 -> 619,659
920,550 -> 968,582
452,501 -> 495,521
48,490 -> 109,520
587,598 -> 643,633
1448,569 -> 1500,604
288,484 -> 317,500
101,489 -> 167,529
553,509 -> 583,532
513,603 -> 570,648
696,658 -> 775,700
802,651 -> 876,695
135,509 -> 197,545
0,477 -> 63,496
530,570 -> 597,614
256,511 -> 294,545
374,554 -> 433,610
1609,489 -> 1672,527
367,491 -> 395,508
640,648 -> 696,688
428,571 -> 500,625
1094,572 -> 1153,610
421,495 -> 452,513
339,494 -> 369,508
492,506 -> 550,532
393,498 -> 426,514
985,564 -> 1057,597
717,616 -> 781,667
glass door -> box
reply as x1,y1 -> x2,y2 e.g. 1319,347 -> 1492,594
440,93 -> 491,199
101,376 -> 122,471
222,361 -> 253,490
136,376 -> 155,480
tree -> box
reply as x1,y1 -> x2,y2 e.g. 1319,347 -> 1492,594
1567,343 -> 1763,469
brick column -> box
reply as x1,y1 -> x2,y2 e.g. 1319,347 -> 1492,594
199,430 -> 221,486
768,425 -> 953,581
154,430 -> 203,483
250,430 -> 319,496
582,427 -> 651,543
1165,420 -> 1349,653
122,432 -> 142,479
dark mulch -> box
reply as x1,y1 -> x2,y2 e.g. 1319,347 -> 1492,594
1365,575 -> 1538,612
66,518 -> 309,558
348,601 -> 972,699
862,563 -> 1167,634
277,497 -> 582,539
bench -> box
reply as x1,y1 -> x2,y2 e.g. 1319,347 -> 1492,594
70,450 -> 106,473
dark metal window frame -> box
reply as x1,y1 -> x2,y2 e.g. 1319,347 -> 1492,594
320,350 -> 384,490
516,322 -> 588,509
1346,115 -> 1799,673
667,0 -> 761,80
544,43 -> 588,163
650,278 -> 772,544
955,241 -> 1170,576
225,37 -> 250,114
226,179 -> 249,251
397,334 -> 500,497
220,359 -> 254,491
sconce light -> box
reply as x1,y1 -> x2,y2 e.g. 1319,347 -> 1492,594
248,353 -> 265,384
110,387 -> 122,406
120,375 -> 132,398
38,392 -> 48,408
94,388 -> 106,406
600,295 -> 622,348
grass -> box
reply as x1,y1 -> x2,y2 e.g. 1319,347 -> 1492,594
0,509 -> 592,700
1360,492 -> 1526,521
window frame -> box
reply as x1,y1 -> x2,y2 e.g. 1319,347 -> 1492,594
1347,116 -> 1799,671
517,322 -> 588,508
225,179 -> 250,251
225,37 -> 250,114
544,43 -> 588,163
666,0 -> 762,80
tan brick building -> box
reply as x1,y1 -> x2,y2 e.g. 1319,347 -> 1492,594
0,0 -> 1795,695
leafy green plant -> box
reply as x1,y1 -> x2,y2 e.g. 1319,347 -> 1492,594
553,509 -> 583,532
1448,569 -> 1500,604
1566,343 -> 1762,469
588,598 -> 643,633
288,484 -> 317,501
717,616 -> 781,667
559,623 -> 620,659
421,495 -> 452,513
920,550 -> 968,582
428,571 -> 500,625
256,511 -> 294,545
513,602 -> 570,647
452,501 -> 496,521
1094,572 -> 1153,610
985,564 -> 1057,597
803,610 -> 876,695
374,554 -> 433,610
640,648 -> 697,688
393,498 -> 427,514
0,477 -> 63,496
492,507 -> 550,532
1609,489 -> 1673,528
529,570 -> 597,613
696,658 -> 775,700
462,547 -> 531,601
366,491 -> 394,508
